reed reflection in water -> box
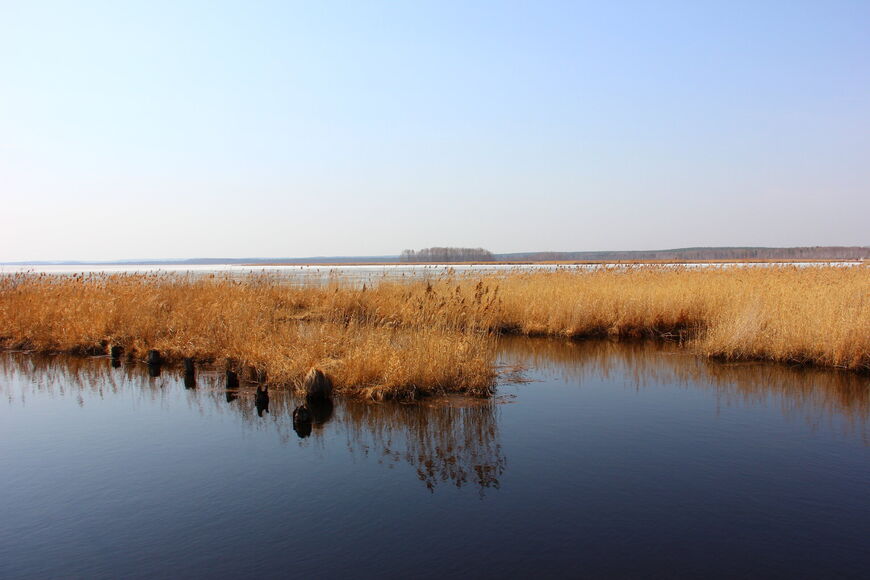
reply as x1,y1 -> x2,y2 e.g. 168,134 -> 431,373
4,339 -> 867,444
498,337 -> 869,438
0,352 -> 507,493
338,399 -> 505,493
2,341 -> 869,579
1,338 -> 866,498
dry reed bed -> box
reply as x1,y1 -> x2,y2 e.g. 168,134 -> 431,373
284,265 -> 868,370
0,273 -> 495,399
0,266 -> 867,399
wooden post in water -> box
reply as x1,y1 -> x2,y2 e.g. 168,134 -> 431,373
254,384 -> 269,416
183,357 -> 196,389
147,349 -> 162,377
225,358 -> 240,389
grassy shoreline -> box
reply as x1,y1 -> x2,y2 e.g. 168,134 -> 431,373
1,266 -> 867,398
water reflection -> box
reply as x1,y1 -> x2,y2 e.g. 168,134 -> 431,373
339,399 -> 505,494
2,343 -> 868,579
0,353 -> 505,492
1,339 -> 867,499
4,344 -> 867,439
254,386 -> 269,417
288,398 -> 334,437
498,337 -> 870,435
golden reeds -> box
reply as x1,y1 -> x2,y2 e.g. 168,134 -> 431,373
0,272 -> 496,399
0,265 -> 866,399
284,265 -> 869,370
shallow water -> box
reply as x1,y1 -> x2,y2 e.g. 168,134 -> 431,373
1,341 -> 868,579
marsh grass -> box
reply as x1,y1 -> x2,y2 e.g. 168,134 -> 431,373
303,265 -> 868,370
0,273 -> 496,399
0,265 -> 867,399
485,266 -> 869,370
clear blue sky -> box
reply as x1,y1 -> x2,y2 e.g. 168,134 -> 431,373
2,0 -> 868,260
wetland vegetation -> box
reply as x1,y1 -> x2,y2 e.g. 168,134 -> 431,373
0,265 -> 867,400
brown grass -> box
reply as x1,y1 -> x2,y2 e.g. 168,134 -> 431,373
486,266 -> 869,371
0,266 -> 867,399
0,273 -> 496,399
283,265 -> 869,370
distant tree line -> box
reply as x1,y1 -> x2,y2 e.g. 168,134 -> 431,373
400,247 -> 495,263
497,246 -> 870,261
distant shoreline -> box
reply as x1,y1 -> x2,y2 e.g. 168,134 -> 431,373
3,258 -> 866,268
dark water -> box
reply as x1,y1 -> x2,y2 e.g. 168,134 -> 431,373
1,341 -> 868,579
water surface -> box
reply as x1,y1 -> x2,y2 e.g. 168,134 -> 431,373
1,341 -> 868,578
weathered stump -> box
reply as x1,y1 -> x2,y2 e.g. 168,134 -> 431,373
254,384 -> 269,403
109,345 -> 123,359
292,404 -> 312,438
183,358 -> 196,389
226,369 -> 239,390
254,385 -> 269,416
293,404 -> 311,423
303,368 -> 333,400
146,349 -> 162,377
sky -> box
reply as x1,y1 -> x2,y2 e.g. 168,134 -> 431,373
1,0 -> 868,261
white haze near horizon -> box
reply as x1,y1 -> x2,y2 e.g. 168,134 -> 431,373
1,1 -> 868,262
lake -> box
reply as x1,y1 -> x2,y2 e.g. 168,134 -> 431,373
1,339 -> 868,579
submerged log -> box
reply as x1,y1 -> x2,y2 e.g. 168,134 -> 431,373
303,368 -> 333,400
